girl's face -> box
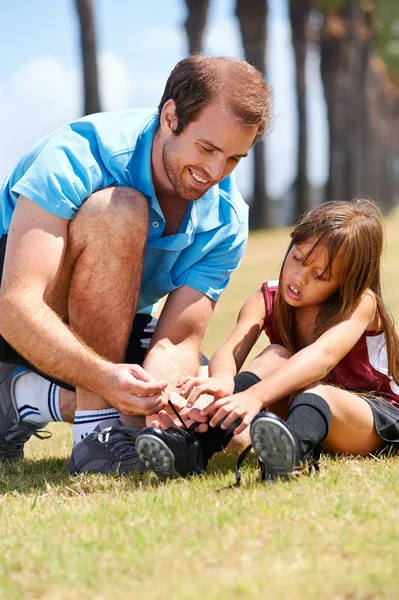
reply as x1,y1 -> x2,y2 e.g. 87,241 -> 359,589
281,239 -> 342,308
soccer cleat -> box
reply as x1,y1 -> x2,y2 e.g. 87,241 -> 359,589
68,418 -> 146,475
250,411 -> 302,481
0,363 -> 50,462
135,426 -> 207,479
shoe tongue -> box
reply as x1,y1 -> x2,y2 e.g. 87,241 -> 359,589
93,417 -> 122,433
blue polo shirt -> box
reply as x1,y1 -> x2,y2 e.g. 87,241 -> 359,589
0,109 -> 249,314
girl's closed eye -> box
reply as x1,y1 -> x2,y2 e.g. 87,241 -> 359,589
314,271 -> 327,281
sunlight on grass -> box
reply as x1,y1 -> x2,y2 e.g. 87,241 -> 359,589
2,211 -> 399,599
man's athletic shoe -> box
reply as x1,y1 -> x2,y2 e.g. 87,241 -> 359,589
135,426 -> 207,479
0,363 -> 50,462
250,412 -> 302,481
69,418 -> 146,475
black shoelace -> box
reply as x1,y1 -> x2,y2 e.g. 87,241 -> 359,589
5,422 -> 52,444
225,445 -> 321,490
167,399 -> 199,435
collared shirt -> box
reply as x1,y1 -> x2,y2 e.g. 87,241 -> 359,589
0,109 -> 249,313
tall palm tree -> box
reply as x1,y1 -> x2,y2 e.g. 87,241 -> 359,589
236,0 -> 270,229
289,0 -> 312,217
184,0 -> 209,54
75,0 -> 101,115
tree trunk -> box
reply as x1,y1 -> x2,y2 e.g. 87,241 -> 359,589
320,8 -> 351,201
184,0 -> 209,55
289,0 -> 311,218
347,0 -> 373,199
75,0 -> 101,115
236,0 -> 271,229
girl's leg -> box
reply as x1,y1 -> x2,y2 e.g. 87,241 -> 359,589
304,383 -> 385,455
250,382 -> 385,480
244,344 -> 292,419
226,344 -> 292,450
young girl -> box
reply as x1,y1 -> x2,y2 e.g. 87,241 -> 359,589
135,198 -> 399,481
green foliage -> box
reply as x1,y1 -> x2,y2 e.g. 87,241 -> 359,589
375,0 -> 399,80
311,0 -> 399,82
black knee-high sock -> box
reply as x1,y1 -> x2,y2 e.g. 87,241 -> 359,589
195,371 -> 261,464
285,393 -> 332,461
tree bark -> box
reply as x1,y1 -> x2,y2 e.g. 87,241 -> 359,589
236,0 -> 270,229
320,8 -> 351,201
289,0 -> 311,218
75,0 -> 101,115
184,0 -> 209,55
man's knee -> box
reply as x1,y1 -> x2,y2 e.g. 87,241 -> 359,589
69,186 -> 149,246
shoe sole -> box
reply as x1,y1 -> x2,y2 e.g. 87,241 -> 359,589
136,434 -> 180,479
250,416 -> 296,481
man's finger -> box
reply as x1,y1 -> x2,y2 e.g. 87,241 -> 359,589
128,364 -> 156,382
133,380 -> 169,396
157,411 -> 180,429
142,397 -> 169,416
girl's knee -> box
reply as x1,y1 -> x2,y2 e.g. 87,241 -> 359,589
288,382 -> 328,404
255,344 -> 292,364
248,344 -> 292,381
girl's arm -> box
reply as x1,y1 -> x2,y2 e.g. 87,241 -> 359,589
203,291 -> 377,433
177,289 -> 266,405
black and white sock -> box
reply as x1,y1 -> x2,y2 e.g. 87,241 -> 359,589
72,409 -> 120,445
14,368 -> 63,425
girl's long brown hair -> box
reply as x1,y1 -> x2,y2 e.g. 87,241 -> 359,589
274,198 -> 399,382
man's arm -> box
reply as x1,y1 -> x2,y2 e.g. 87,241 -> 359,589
0,196 -> 167,414
142,285 -> 215,391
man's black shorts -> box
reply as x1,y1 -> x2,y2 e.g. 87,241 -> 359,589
0,235 -> 158,391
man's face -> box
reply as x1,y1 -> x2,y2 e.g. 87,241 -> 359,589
160,101 -> 257,201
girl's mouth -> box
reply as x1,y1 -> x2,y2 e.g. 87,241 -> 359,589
286,284 -> 302,300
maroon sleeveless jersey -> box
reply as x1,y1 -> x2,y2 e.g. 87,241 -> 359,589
262,280 -> 399,408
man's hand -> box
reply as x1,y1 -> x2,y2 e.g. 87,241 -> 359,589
177,374 -> 235,408
200,392 -> 264,435
103,363 -> 169,416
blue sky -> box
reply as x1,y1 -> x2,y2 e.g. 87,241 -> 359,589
0,0 -> 328,200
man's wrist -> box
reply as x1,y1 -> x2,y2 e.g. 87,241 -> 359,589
75,356 -> 114,399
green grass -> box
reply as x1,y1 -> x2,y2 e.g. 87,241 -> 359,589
2,212 -> 399,600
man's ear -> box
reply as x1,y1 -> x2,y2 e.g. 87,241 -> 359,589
160,99 -> 179,134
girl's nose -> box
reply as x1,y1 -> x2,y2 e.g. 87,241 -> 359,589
296,266 -> 308,286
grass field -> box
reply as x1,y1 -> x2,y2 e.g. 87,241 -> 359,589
2,211 -> 399,600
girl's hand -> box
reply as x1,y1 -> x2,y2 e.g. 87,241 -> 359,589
177,375 -> 235,408
200,392 -> 264,435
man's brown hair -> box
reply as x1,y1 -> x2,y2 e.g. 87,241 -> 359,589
158,55 -> 273,144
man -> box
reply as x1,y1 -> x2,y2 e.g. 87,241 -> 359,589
0,55 -> 272,474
